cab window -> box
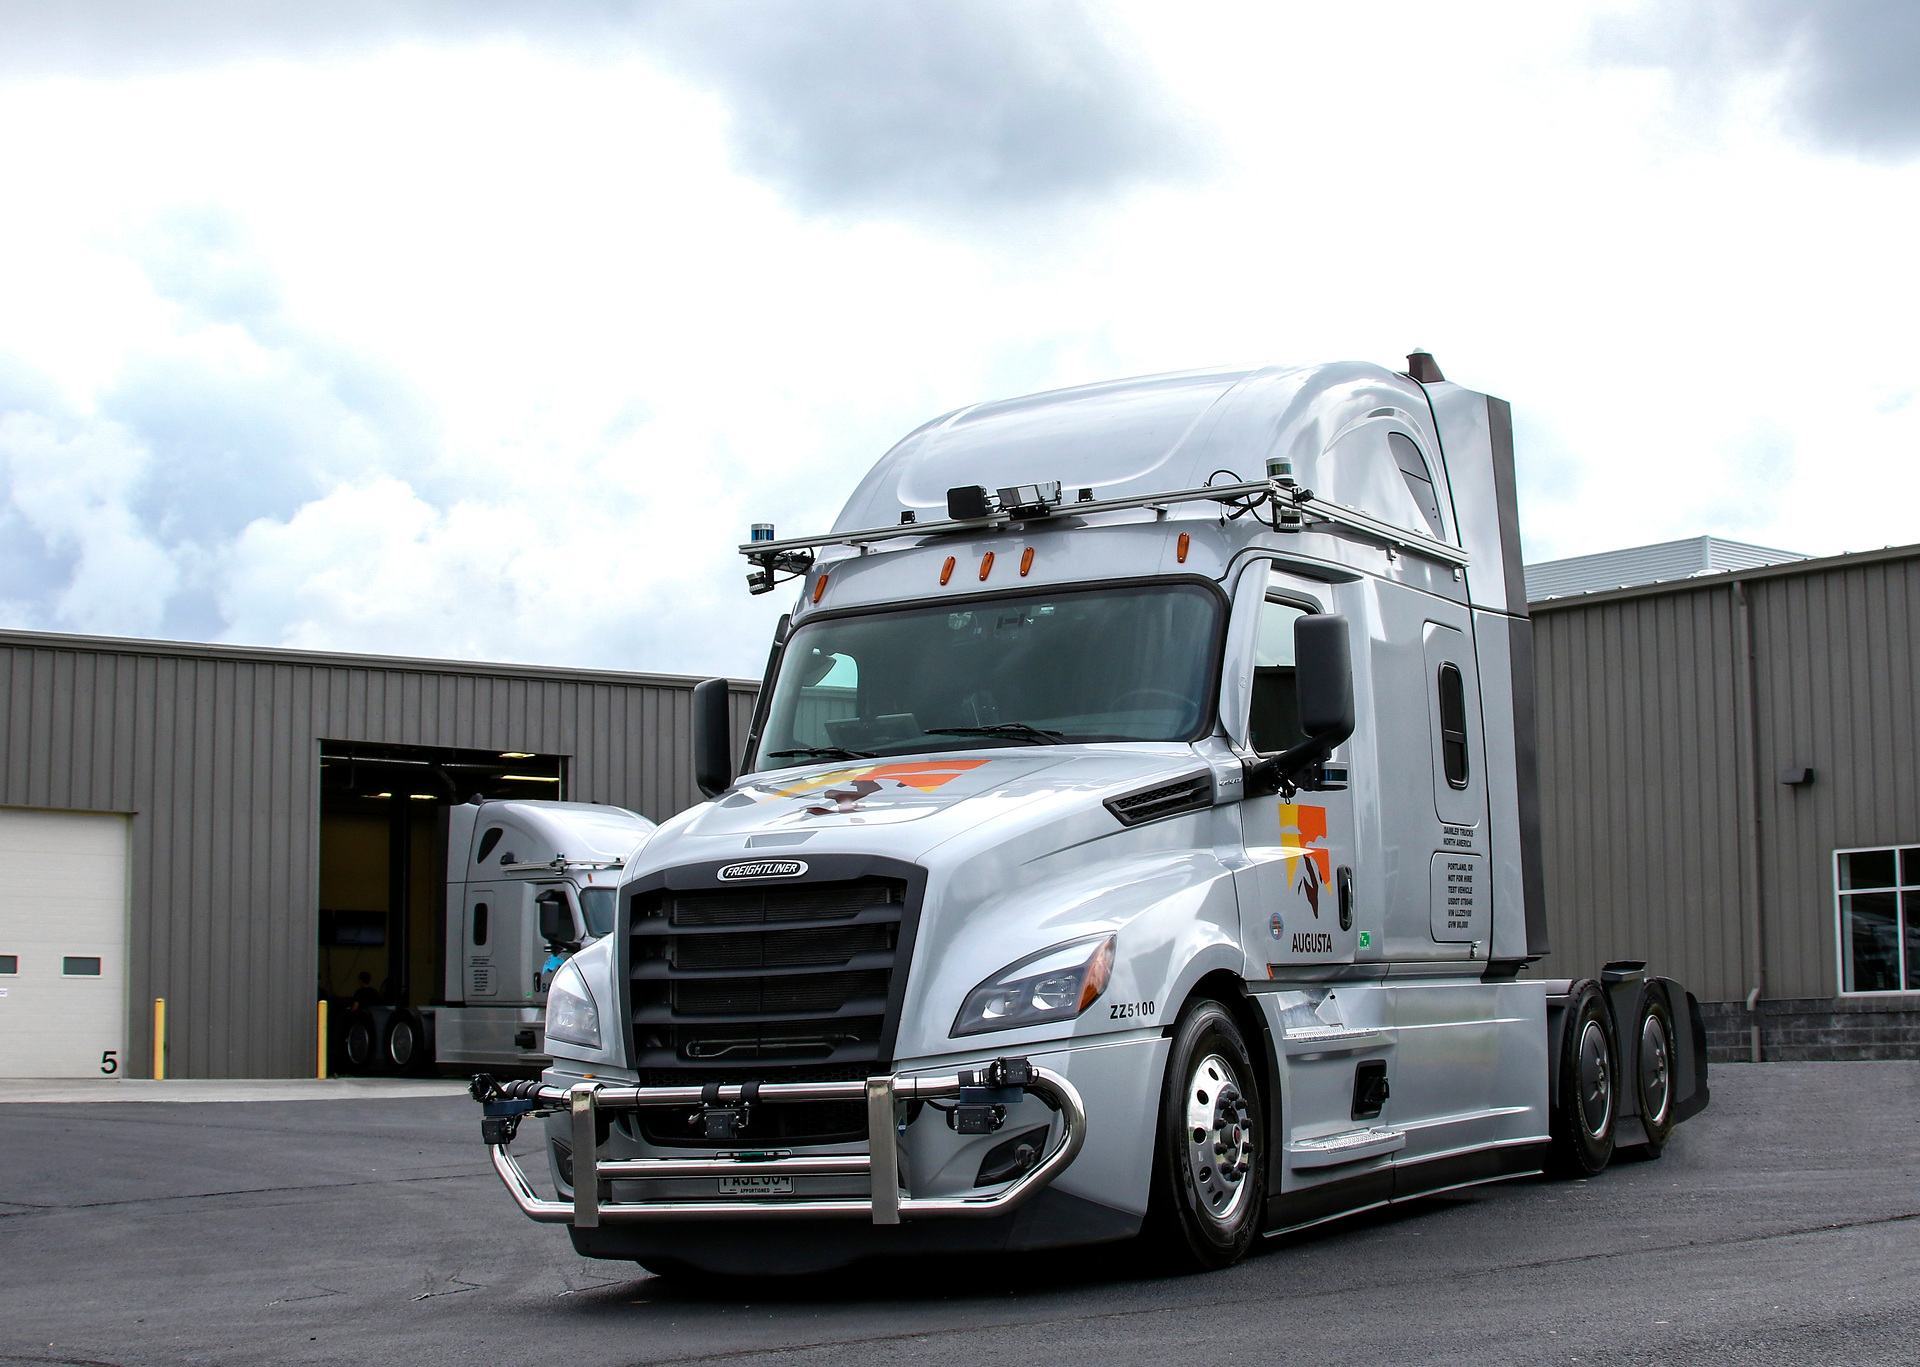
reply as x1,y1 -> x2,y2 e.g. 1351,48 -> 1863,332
1250,598 -> 1309,754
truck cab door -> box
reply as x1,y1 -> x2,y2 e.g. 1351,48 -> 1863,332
1423,621 -> 1491,954
1233,572 -> 1358,975
463,886 -> 499,1001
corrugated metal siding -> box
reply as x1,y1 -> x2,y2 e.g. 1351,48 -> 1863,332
1749,560 -> 1920,999
1532,549 -> 1920,1005
1533,586 -> 1750,1001
0,630 -> 759,1078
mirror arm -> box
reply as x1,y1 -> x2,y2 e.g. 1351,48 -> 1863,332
1243,724 -> 1354,800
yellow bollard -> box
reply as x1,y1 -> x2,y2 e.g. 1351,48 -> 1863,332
316,999 -> 329,1079
152,998 -> 166,1080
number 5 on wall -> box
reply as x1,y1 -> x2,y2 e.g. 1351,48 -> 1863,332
100,1050 -> 118,1075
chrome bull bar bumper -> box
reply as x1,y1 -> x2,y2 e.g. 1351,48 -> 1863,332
479,1061 -> 1087,1227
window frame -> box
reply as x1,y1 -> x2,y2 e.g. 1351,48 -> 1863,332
1248,587 -> 1326,758
1832,843 -> 1920,996
744,573 -> 1233,772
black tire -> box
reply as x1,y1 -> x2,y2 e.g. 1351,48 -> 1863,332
1549,982 -> 1617,1177
384,1011 -> 423,1074
1142,998 -> 1266,1271
342,1015 -> 377,1073
1631,987 -> 1677,1157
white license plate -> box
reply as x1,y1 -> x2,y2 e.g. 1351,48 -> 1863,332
719,1175 -> 792,1196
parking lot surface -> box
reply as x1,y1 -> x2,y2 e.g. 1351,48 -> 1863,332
2,1061 -> 1917,1366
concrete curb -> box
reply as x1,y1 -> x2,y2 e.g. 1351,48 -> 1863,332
0,1078 -> 473,1104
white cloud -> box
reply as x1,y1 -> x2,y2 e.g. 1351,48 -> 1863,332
0,413 -> 179,635
0,3 -> 1916,673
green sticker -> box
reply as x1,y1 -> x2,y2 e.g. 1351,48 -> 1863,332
1358,931 -> 1372,949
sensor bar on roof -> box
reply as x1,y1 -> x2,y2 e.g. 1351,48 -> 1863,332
738,478 -> 1469,570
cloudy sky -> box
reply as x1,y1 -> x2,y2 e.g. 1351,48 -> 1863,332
1,0 -> 1916,677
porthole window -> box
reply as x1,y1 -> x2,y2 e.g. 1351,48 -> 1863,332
475,827 -> 504,863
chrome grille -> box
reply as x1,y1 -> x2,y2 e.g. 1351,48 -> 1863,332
627,873 -> 913,1147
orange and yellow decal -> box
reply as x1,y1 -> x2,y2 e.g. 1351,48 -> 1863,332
1278,802 -> 1332,884
766,758 -> 991,801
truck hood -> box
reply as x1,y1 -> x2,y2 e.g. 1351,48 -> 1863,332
636,744 -> 1208,869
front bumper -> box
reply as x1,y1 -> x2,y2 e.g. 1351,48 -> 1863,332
481,1063 -> 1086,1228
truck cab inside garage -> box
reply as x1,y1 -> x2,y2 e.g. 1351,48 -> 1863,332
317,741 -> 567,1074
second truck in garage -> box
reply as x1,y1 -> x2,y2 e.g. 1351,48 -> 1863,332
472,353 -> 1709,1272
339,798 -> 655,1074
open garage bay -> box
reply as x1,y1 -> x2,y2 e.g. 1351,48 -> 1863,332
2,1063 -> 1917,1366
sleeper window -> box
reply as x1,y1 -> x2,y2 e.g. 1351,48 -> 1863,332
1250,599 -> 1309,754
1437,663 -> 1470,788
1389,433 -> 1445,538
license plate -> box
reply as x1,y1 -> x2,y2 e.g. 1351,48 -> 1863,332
719,1175 -> 792,1196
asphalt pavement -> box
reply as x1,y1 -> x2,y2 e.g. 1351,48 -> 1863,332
2,1061 -> 1917,1367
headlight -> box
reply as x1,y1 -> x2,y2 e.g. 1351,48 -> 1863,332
544,960 -> 601,1049
951,934 -> 1115,1037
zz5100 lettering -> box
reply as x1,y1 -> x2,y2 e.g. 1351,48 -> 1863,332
1110,1000 -> 1156,1020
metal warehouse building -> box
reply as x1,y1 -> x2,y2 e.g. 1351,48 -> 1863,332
1531,541 -> 1920,1061
6,539 -> 1916,1079
0,630 -> 754,1080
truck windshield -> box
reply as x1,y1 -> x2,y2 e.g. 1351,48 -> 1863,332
752,582 -> 1221,768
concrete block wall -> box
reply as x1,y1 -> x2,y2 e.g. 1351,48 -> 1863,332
1698,997 -> 1920,1063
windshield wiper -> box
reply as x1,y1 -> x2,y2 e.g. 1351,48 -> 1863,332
923,723 -> 1065,746
766,746 -> 875,760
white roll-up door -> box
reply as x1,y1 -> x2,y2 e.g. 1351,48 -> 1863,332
0,809 -> 130,1079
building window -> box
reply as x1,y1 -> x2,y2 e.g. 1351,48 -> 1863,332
62,956 -> 102,976
0,955 -> 16,974
1836,846 -> 1920,993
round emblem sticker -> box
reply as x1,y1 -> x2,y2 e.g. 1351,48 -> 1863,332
1269,911 -> 1284,939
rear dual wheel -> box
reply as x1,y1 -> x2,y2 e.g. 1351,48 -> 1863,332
1144,999 -> 1265,1271
1549,983 -> 1617,1177
1633,988 -> 1677,1157
1549,981 -> 1678,1177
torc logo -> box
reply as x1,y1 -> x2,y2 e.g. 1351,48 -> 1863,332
716,859 -> 808,881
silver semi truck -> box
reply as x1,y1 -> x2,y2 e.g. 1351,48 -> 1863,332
339,798 -> 654,1075
471,354 -> 1709,1273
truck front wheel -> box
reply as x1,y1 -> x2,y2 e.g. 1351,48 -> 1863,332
1143,999 -> 1266,1271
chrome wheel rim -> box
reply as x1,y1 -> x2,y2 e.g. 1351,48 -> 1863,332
1640,1013 -> 1671,1127
1577,1018 -> 1612,1139
388,1019 -> 416,1067
1183,1052 -> 1254,1223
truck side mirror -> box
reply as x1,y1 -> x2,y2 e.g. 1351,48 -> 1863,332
693,677 -> 733,799
1245,614 -> 1355,797
536,891 -> 580,953
1294,613 -> 1356,746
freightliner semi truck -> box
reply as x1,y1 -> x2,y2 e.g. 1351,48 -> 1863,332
470,354 -> 1709,1273
339,799 -> 655,1075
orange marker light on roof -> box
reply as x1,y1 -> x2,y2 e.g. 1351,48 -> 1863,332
940,556 -> 956,586
812,574 -> 828,604
1177,532 -> 1190,564
1020,547 -> 1034,577
979,551 -> 994,581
